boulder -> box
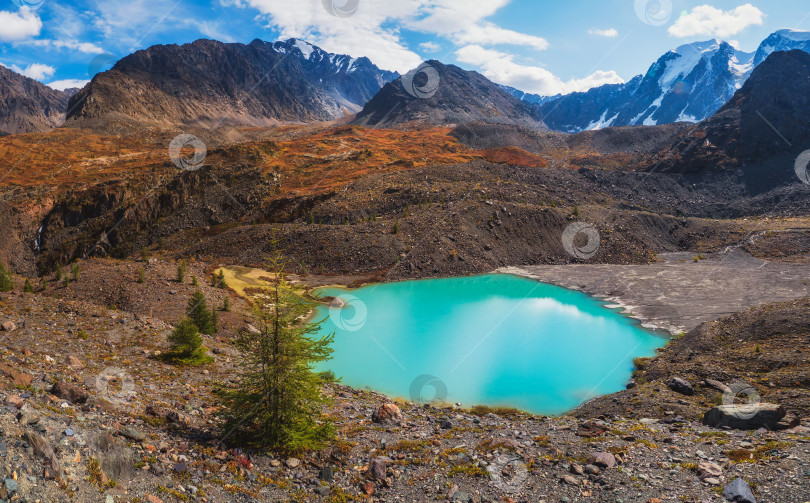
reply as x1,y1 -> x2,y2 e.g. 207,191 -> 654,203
589,451 -> 616,468
576,421 -> 606,438
5,395 -> 24,408
668,377 -> 695,396
722,478 -> 757,503
0,321 -> 16,332
66,356 -> 85,369
702,403 -> 785,430
0,364 -> 33,387
368,457 -> 389,480
165,411 -> 191,427
697,461 -> 723,480
371,403 -> 403,424
51,381 -> 89,403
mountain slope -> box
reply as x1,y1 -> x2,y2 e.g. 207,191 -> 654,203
0,65 -> 74,135
353,61 -> 546,128
66,38 -> 396,129
652,50 -> 810,187
536,30 -> 810,132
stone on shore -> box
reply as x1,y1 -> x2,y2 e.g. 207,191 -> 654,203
702,403 -> 785,430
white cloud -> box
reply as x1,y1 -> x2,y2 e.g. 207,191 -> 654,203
232,0 -> 550,73
455,44 -> 623,96
668,4 -> 764,39
419,41 -> 441,53
24,39 -> 105,54
0,7 -> 42,41
589,28 -> 618,38
10,62 -> 55,80
47,79 -> 90,90
197,21 -> 236,43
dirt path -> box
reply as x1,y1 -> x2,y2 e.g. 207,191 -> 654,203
500,249 -> 810,335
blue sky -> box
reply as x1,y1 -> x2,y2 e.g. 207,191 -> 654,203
0,0 -> 808,94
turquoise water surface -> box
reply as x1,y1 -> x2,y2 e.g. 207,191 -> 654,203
312,274 -> 666,415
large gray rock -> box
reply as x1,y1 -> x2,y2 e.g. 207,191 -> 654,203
702,403 -> 785,430
668,377 -> 695,396
722,477 -> 757,503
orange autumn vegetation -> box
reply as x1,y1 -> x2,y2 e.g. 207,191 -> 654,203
0,125 -> 552,202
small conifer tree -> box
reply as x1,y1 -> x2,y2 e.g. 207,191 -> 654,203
165,319 -> 212,365
0,263 -> 13,292
187,290 -> 214,334
217,233 -> 335,450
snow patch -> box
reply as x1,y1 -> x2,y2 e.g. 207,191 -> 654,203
776,29 -> 810,42
584,110 -> 619,130
294,39 -> 315,59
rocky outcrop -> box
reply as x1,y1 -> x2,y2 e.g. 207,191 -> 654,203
0,65 -> 73,134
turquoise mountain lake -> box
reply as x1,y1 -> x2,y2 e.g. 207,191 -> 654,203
312,274 -> 666,415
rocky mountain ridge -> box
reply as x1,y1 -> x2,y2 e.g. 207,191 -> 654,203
65,38 -> 397,130
353,60 -> 547,128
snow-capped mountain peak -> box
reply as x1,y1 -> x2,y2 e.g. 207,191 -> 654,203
521,29 -> 810,133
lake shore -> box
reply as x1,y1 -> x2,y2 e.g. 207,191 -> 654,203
499,249 -> 810,336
